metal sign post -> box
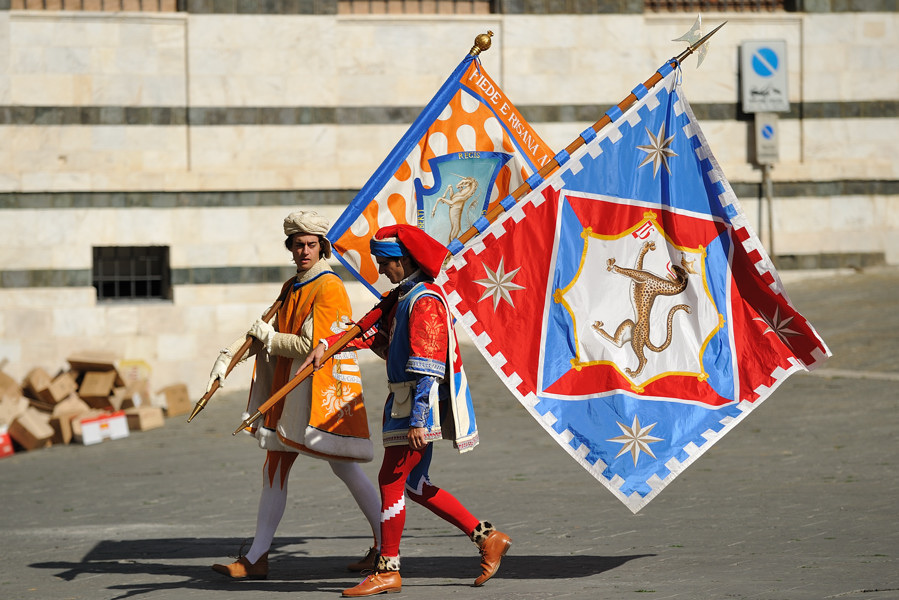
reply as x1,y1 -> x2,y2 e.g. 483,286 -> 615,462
741,41 -> 788,262
754,112 -> 779,260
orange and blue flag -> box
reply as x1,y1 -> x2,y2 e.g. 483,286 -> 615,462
436,64 -> 831,513
329,54 -> 553,296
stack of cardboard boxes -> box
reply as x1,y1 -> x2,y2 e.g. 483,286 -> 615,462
0,352 -> 193,456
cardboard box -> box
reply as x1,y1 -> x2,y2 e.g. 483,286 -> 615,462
0,396 -> 29,426
82,397 -> 113,410
118,359 -> 152,384
70,408 -> 105,436
52,394 -> 91,418
66,351 -> 125,386
125,406 -> 164,431
49,396 -> 91,445
27,371 -> 78,407
0,425 -> 14,459
49,414 -> 75,445
22,367 -> 52,401
43,372 -> 78,405
0,370 -> 21,402
8,407 -> 54,451
110,387 -> 138,411
158,383 -> 191,417
79,370 -> 117,408
28,398 -> 56,413
73,410 -> 129,446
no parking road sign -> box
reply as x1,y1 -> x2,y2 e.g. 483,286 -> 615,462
754,112 -> 780,164
741,40 -> 789,113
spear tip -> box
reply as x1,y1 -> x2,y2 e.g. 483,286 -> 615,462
675,21 -> 727,65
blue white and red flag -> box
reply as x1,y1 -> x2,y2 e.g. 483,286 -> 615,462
329,54 -> 553,296
436,64 -> 831,512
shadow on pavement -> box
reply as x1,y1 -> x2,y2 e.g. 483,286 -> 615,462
403,553 -> 654,581
29,535 -> 653,597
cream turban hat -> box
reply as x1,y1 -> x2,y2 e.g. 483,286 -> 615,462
283,210 -> 332,258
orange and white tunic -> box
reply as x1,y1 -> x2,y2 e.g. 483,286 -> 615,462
244,258 -> 372,462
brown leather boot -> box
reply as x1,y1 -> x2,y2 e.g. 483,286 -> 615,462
342,555 -> 401,597
471,521 -> 511,586
211,552 -> 269,580
346,546 -> 378,572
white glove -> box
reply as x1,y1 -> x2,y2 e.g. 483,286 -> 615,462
206,351 -> 230,393
247,318 -> 276,351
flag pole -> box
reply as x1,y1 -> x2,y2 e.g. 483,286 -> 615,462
454,22 -> 727,247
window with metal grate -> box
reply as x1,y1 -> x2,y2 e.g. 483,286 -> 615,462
92,246 -> 172,302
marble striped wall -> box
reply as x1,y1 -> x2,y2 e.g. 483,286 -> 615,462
0,8 -> 895,391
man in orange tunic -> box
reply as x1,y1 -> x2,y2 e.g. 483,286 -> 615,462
206,210 -> 380,579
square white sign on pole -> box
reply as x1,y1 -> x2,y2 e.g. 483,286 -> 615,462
754,112 -> 780,165
741,40 -> 790,113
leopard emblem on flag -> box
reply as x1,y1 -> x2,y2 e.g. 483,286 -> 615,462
559,215 -> 719,392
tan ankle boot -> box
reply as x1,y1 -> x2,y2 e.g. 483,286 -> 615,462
471,521 -> 511,586
346,546 -> 379,572
342,555 -> 401,597
211,552 -> 269,580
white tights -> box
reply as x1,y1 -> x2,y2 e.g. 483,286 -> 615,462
243,457 -> 381,564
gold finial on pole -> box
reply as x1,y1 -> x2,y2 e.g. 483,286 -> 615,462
469,30 -> 493,56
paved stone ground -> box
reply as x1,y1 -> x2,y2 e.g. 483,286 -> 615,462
1,268 -> 897,600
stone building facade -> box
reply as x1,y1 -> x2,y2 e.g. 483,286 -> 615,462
1,1 -> 896,394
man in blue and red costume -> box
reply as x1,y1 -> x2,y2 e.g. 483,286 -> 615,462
302,224 -> 512,597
